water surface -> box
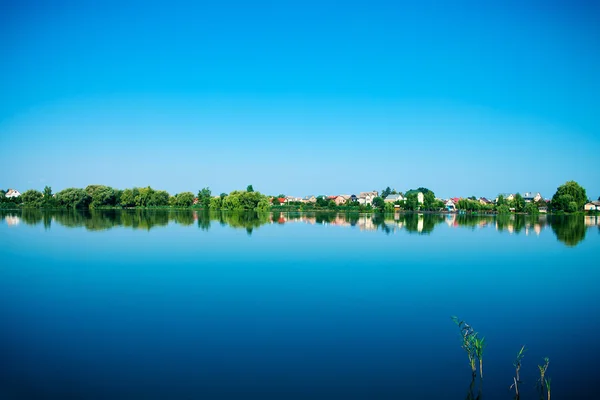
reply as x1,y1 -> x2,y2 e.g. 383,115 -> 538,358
1,210 -> 599,399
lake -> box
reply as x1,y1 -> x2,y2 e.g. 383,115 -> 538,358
1,210 -> 599,399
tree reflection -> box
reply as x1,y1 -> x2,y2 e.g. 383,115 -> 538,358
550,215 -> 586,247
1,210 -> 594,247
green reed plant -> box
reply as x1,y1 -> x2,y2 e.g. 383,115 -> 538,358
545,378 -> 551,400
509,345 -> 526,397
451,316 -> 478,377
473,336 -> 486,378
538,357 -> 549,389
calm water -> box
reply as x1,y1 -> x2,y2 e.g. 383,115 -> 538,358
1,210 -> 599,399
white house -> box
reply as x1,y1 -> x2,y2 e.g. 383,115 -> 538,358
384,194 -> 404,203
417,192 -> 424,204
5,189 -> 21,198
445,199 -> 456,212
358,191 -> 378,206
584,201 -> 600,211
522,192 -> 543,203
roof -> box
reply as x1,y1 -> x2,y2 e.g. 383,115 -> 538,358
384,194 -> 403,201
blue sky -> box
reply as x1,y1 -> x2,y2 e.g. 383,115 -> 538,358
1,0 -> 599,199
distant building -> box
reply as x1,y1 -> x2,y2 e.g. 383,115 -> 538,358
358,191 -> 378,206
302,195 -> 317,203
417,192 -> 424,204
5,189 -> 21,198
584,201 -> 600,211
445,199 -> 456,212
522,192 -> 543,203
384,194 -> 404,203
334,195 -> 350,206
479,197 -> 493,205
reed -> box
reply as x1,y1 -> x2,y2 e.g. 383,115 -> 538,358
451,316 -> 478,377
473,336 -> 486,378
509,345 -> 526,397
545,377 -> 551,400
538,357 -> 549,389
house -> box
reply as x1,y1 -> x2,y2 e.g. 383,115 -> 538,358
302,195 -> 317,203
584,201 -> 600,211
334,195 -> 350,206
522,192 -> 543,203
479,197 -> 492,205
495,193 -> 514,202
384,194 -> 404,203
5,189 -> 21,198
286,196 -> 301,203
445,199 -> 456,212
417,192 -> 424,204
358,191 -> 378,206
350,194 -> 358,202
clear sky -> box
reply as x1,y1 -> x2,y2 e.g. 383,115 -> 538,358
1,0 -> 599,199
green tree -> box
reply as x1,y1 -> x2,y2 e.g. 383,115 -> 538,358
42,186 -> 57,208
423,191 -> 436,211
55,188 -> 91,209
149,190 -> 170,206
246,184 -> 254,192
496,195 -> 506,207
525,202 -> 539,215
86,185 -> 116,208
551,181 -> 587,212
372,196 -> 385,209
209,196 -> 222,209
120,188 -> 136,207
514,193 -> 525,213
174,192 -> 195,207
21,189 -> 44,208
405,193 -> 419,211
197,187 -> 212,209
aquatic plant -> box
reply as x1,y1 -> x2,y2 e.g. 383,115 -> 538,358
537,357 -> 549,389
509,345 -> 526,397
545,377 -> 551,400
451,316 -> 478,377
473,336 -> 486,378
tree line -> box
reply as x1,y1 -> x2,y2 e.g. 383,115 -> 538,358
0,180 -> 595,214
0,184 -> 270,212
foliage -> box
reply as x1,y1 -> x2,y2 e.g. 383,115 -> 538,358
42,186 -> 57,208
86,185 -> 117,208
372,196 -> 385,209
222,190 -> 269,211
451,316 -> 478,376
496,194 -> 506,207
55,188 -> 91,209
525,202 -> 540,215
551,181 -> 587,212
197,187 -> 212,209
21,189 -> 44,208
381,186 -> 392,198
513,193 -> 525,213
496,204 -> 510,214
246,184 -> 254,192
172,192 -> 195,207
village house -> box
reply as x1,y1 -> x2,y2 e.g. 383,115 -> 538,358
384,193 -> 404,203
302,195 -> 317,204
522,192 -> 543,203
334,195 -> 350,206
479,197 -> 493,205
584,201 -> 600,211
445,199 -> 456,212
358,191 -> 378,206
495,193 -> 514,202
5,189 -> 21,198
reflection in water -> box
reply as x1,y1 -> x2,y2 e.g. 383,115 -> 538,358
1,210 -> 597,246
